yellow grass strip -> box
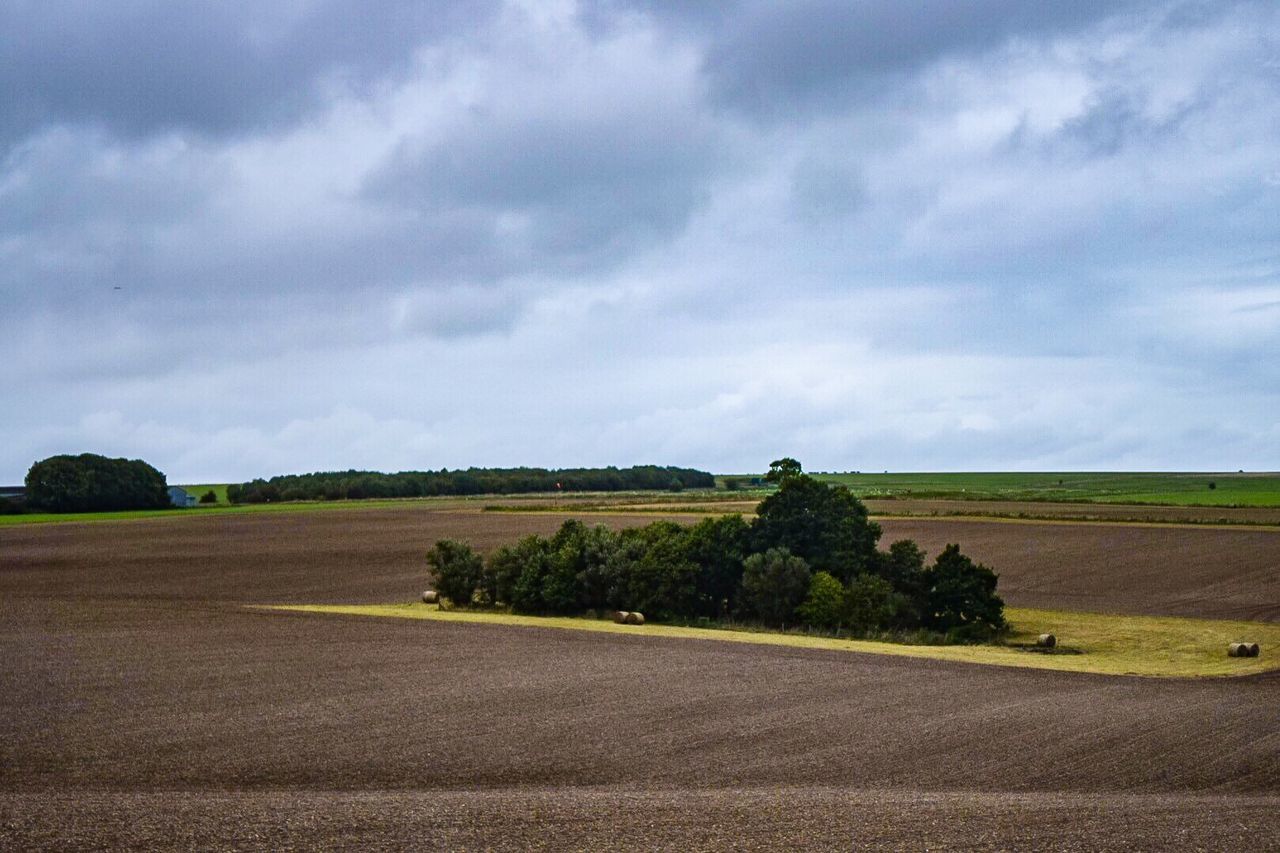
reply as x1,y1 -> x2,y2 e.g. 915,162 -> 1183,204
254,604 -> 1280,678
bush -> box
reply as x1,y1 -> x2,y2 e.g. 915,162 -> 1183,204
845,573 -> 903,633
199,490 -> 217,504
740,548 -> 811,627
0,496 -> 23,515
797,571 -> 846,630
25,453 -> 170,513
427,539 -> 484,606
483,535 -> 546,607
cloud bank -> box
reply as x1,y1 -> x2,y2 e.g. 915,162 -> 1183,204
3,0 -> 1278,481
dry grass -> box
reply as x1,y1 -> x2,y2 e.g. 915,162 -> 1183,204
258,603 -> 1280,678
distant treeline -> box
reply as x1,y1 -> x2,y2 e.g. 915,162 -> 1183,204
226,465 -> 716,503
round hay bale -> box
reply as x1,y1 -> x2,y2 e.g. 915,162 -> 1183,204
1247,642 -> 1260,658
1036,633 -> 1056,648
624,611 -> 645,625
421,590 -> 439,604
613,611 -> 630,624
1228,642 -> 1247,658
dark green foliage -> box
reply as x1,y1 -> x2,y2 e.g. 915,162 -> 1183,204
740,548 -> 811,627
25,453 -> 169,513
796,571 -> 846,630
227,465 -> 716,503
845,573 -> 903,632
764,457 -> 803,484
434,459 -> 1004,641
199,490 -> 217,504
683,514 -> 750,617
924,544 -> 1006,639
874,539 -> 928,625
427,539 -> 484,606
609,522 -> 700,622
668,477 -> 684,492
752,474 -> 881,581
0,496 -> 23,515
482,535 -> 546,607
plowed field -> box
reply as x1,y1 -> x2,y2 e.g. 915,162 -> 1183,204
2,507 -> 1277,849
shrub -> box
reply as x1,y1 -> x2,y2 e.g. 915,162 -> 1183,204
739,548 -> 811,627
845,573 -> 903,633
199,490 -> 217,504
483,535 -> 546,607
0,496 -> 23,515
427,539 -> 484,606
797,571 -> 846,630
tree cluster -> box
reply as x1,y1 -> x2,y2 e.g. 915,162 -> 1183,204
429,462 -> 1006,640
227,465 -> 716,503
25,453 -> 171,513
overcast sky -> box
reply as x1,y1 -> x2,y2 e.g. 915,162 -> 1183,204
3,0 -> 1279,482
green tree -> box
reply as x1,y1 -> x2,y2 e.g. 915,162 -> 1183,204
609,522 -> 700,621
684,514 -> 751,617
764,457 -> 803,484
199,490 -> 217,504
482,534 -> 548,606
924,544 -> 1006,639
739,548 -> 811,626
874,539 -> 928,626
25,453 -> 169,513
796,571 -> 845,630
752,474 -> 881,581
427,539 -> 484,606
845,573 -> 902,633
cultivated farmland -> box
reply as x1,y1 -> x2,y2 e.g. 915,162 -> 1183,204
2,504 -> 1278,849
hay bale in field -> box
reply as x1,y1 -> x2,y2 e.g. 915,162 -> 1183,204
1247,642 -> 1260,658
421,590 -> 439,604
613,611 -> 630,624
1036,633 -> 1056,648
1228,642 -> 1247,657
624,611 -> 645,625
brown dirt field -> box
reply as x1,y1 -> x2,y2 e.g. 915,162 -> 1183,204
867,499 -> 1280,525
877,518 -> 1280,623
2,507 -> 1278,849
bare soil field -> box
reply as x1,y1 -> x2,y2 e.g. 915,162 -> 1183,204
868,498 -> 1280,526
2,507 -> 1278,849
877,517 -> 1280,623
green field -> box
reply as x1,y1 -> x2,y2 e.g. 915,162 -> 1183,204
800,472 -> 1280,507
260,604 -> 1279,678
0,496 -> 459,526
178,484 -> 230,504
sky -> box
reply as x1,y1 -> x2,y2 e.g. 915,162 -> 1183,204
3,0 -> 1279,482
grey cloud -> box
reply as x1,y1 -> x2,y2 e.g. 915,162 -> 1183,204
789,155 -> 866,221
690,0 -> 1154,118
0,1 -> 499,148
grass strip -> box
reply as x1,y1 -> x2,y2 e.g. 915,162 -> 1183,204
254,604 -> 1280,679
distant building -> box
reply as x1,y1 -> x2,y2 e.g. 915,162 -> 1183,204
167,486 -> 196,508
